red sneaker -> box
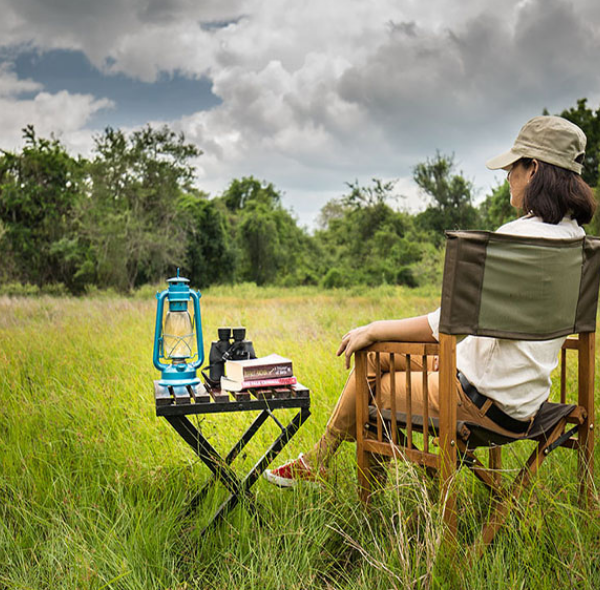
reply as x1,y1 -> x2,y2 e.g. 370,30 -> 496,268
263,454 -> 325,488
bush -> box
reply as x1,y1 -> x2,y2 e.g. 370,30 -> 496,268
397,266 -> 418,287
0,282 -> 68,296
321,267 -> 349,289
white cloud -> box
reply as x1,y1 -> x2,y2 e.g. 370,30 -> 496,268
0,63 -> 113,151
0,0 -> 246,77
1,0 -> 600,226
0,61 -> 42,96
175,0 -> 600,221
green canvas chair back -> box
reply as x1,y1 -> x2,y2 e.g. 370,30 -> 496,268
440,230 -> 600,340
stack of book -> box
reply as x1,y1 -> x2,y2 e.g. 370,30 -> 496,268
220,353 -> 296,399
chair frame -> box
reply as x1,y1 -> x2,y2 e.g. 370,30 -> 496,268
355,331 -> 595,555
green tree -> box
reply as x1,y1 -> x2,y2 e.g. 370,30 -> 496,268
557,99 -> 600,236
315,179 -> 427,287
221,176 -> 281,212
238,200 -> 282,285
178,191 -> 235,288
559,98 -> 600,187
478,181 -> 518,230
0,126 -> 90,292
414,152 -> 478,243
217,177 -> 312,285
84,125 -> 201,291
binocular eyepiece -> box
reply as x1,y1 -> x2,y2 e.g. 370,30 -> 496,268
217,327 -> 247,342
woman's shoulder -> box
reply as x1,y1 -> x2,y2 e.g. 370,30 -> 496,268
495,215 -> 585,239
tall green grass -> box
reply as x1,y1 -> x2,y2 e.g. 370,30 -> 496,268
0,288 -> 598,589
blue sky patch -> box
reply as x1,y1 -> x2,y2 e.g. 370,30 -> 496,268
200,18 -> 242,31
7,48 -> 221,129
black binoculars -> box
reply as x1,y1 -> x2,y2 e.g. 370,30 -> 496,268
207,327 -> 256,385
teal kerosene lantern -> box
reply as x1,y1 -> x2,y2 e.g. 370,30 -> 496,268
153,270 -> 205,390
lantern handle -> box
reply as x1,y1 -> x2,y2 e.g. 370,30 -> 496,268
190,289 -> 205,369
153,289 -> 170,371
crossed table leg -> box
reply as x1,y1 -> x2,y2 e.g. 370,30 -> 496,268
165,405 -> 311,534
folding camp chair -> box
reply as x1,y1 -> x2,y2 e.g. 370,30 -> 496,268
355,230 -> 600,556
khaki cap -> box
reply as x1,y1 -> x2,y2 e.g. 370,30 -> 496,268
486,115 -> 586,174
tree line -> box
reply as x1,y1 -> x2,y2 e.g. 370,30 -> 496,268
1,99 -> 599,294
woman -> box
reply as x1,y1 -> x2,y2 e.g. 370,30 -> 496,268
264,115 -> 597,487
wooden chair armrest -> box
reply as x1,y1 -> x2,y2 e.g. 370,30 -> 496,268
358,341 -> 440,356
562,336 -> 580,351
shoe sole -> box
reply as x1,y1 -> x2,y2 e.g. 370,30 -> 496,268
262,470 -> 321,489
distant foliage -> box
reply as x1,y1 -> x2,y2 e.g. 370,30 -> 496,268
559,99 -> 600,188
84,125 -> 201,291
2,98 -> 599,293
558,99 -> 600,235
0,125 -> 88,292
178,191 -> 234,288
314,179 -> 428,287
413,152 -> 479,244
215,176 -> 316,286
479,181 -> 518,230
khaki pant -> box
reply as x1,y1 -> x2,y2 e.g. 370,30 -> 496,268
326,352 -> 525,441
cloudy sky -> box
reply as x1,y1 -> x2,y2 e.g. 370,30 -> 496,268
1,0 -> 600,228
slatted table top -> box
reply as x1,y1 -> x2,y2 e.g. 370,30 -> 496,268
154,381 -> 310,417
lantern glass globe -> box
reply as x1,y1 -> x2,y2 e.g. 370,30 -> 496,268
163,310 -> 195,360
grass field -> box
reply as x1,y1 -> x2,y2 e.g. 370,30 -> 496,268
1,285 -> 599,589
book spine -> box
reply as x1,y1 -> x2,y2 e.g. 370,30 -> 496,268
240,364 -> 293,380
242,376 -> 297,389
226,376 -> 297,390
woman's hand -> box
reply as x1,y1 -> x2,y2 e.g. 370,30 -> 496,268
335,315 -> 437,370
336,324 -> 374,370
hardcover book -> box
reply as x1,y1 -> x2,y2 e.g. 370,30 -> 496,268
220,375 -> 297,392
225,353 -> 293,381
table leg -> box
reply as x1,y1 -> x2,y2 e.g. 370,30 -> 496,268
197,406 -> 311,535
165,416 -> 260,512
187,410 -> 271,510
243,406 -> 311,490
225,410 -> 271,464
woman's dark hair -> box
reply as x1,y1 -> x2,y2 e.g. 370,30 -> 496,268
519,158 -> 596,225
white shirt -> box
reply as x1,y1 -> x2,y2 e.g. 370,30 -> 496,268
427,215 -> 585,420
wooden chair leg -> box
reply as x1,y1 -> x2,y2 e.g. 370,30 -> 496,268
577,333 -> 595,507
439,334 -> 458,541
578,417 -> 594,507
440,451 -> 458,542
355,349 -> 373,504
458,442 -> 503,497
475,419 -> 567,557
357,446 -> 373,504
489,446 -> 502,487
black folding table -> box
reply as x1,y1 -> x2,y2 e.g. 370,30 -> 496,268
154,381 -> 311,533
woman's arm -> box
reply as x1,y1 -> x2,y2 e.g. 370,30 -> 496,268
336,315 -> 436,369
